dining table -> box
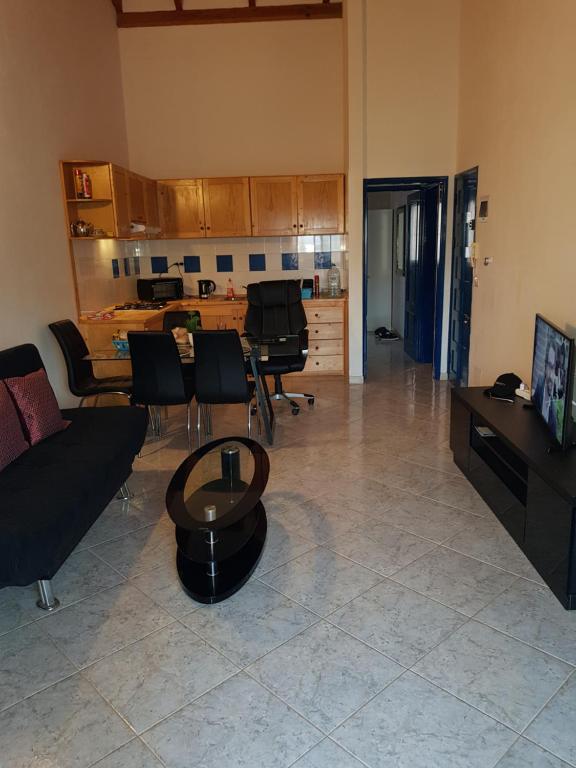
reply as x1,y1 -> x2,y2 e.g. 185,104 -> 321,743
84,338 -> 276,445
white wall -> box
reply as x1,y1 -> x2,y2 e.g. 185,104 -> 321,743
118,20 -> 345,178
0,0 -> 129,404
366,210 -> 393,332
345,0 -> 460,379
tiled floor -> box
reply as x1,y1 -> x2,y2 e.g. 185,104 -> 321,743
2,340 -> 576,767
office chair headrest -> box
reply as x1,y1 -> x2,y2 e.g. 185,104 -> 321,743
246,280 -> 301,308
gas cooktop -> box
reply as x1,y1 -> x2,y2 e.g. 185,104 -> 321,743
114,301 -> 167,311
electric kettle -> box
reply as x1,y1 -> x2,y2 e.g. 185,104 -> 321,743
198,279 -> 216,299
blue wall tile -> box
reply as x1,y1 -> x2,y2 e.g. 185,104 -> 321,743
111,259 -> 120,279
282,253 -> 299,271
123,257 -> 131,277
184,255 -> 201,273
314,251 -> 332,270
151,256 -> 168,274
216,254 -> 234,272
249,253 -> 266,271
133,256 -> 141,276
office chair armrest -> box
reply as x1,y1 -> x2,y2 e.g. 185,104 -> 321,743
299,328 -> 309,357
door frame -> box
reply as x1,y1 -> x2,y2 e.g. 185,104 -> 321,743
448,166 -> 478,386
363,176 -> 449,379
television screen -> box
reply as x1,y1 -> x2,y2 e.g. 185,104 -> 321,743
531,314 -> 575,448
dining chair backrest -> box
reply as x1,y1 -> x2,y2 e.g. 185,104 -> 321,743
162,311 -> 190,332
49,319 -> 94,394
193,330 -> 251,404
127,331 -> 188,406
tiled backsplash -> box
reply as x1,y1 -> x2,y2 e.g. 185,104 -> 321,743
73,235 -> 348,312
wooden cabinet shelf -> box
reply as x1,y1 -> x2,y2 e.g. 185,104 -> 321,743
61,161 -> 162,240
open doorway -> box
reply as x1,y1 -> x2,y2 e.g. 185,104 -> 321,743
363,177 -> 448,380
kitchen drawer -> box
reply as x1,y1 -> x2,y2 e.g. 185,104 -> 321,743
306,354 -> 344,373
308,322 -> 343,340
307,307 -> 342,324
308,338 -> 343,356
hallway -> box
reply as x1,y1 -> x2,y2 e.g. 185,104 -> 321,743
1,351 -> 576,768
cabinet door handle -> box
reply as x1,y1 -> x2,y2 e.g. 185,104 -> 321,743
299,224 -> 304,228
314,346 -> 319,350
206,226 -> 211,231
314,313 -> 319,318
293,224 -> 297,228
200,225 -> 204,230
315,361 -> 320,366
314,329 -> 319,334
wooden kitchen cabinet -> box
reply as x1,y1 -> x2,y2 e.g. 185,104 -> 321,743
144,178 -> 160,229
111,165 -> 132,238
297,174 -> 345,235
180,301 -> 246,333
202,177 -> 251,238
158,179 -> 205,238
128,172 -> 146,224
250,176 -> 299,237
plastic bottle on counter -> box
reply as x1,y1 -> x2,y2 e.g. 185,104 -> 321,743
327,264 -> 341,297
227,278 -> 235,299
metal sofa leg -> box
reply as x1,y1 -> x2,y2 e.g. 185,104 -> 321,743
36,580 -> 60,612
116,482 -> 133,501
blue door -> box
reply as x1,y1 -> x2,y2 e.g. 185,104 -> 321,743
448,168 -> 478,385
404,188 -> 437,363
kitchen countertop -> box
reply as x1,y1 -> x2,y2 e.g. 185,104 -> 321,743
79,292 -> 347,325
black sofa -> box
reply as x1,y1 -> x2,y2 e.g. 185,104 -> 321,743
0,344 -> 147,608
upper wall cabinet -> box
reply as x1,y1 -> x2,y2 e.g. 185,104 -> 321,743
250,176 -> 299,237
127,172 -> 146,224
158,177 -> 252,239
61,161 -> 161,239
111,165 -> 132,238
144,178 -> 160,230
202,177 -> 251,238
158,179 -> 205,239
297,174 -> 345,235
250,174 -> 345,237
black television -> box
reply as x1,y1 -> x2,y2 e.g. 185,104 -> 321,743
531,314 -> 575,450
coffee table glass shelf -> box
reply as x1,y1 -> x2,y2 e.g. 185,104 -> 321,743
166,437 -> 269,604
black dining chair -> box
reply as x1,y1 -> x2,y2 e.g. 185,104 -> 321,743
244,280 -> 314,415
192,330 -> 256,445
162,311 -> 192,332
49,319 -> 132,406
127,331 -> 196,451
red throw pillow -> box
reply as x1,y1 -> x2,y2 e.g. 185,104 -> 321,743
0,381 -> 29,470
4,369 -> 70,446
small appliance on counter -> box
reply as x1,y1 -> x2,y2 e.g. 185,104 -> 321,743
137,278 -> 183,302
198,279 -> 216,299
301,279 -> 314,299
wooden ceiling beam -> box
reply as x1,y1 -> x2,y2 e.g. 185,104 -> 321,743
116,3 -> 342,28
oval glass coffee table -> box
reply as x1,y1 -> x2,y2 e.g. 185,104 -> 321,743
166,437 -> 270,604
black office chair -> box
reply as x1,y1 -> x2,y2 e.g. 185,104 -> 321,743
49,320 -> 132,407
244,280 -> 314,415
127,331 -> 195,451
192,330 -> 256,444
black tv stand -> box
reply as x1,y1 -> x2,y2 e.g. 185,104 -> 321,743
451,387 -> 576,609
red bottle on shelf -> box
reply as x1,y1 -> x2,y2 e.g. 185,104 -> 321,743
314,274 -> 320,298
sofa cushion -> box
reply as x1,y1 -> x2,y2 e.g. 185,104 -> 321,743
0,405 -> 148,586
0,381 -> 29,471
4,368 -> 70,446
